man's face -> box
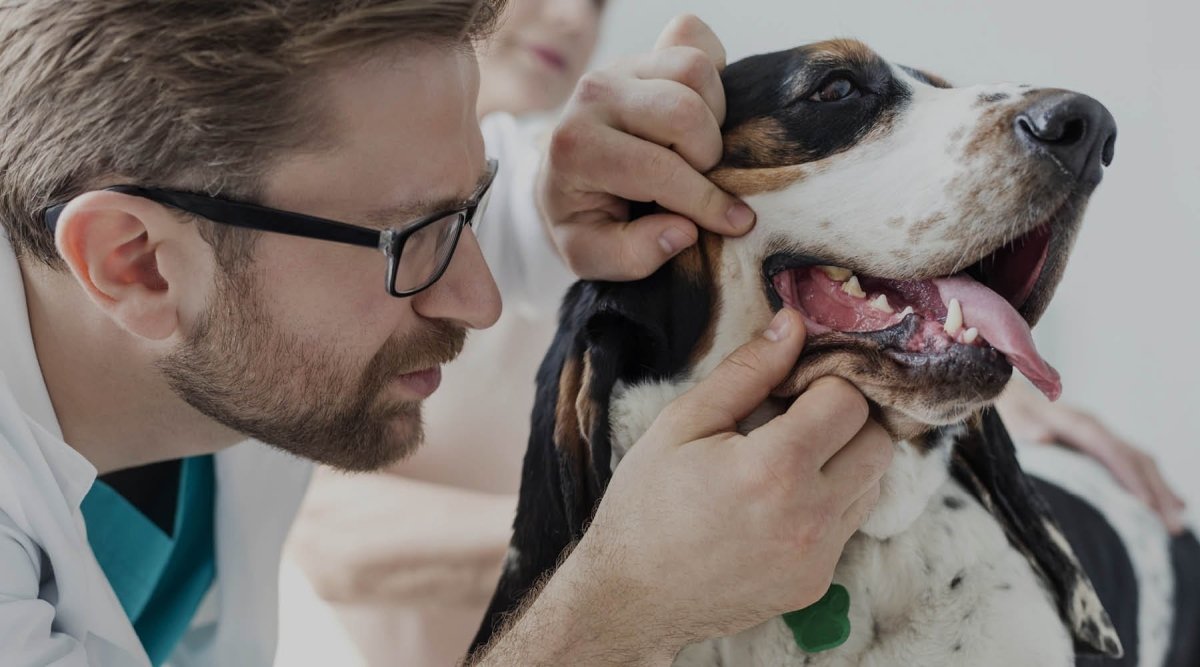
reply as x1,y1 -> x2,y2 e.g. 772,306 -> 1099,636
161,46 -> 501,471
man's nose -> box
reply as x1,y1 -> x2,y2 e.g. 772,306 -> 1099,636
1015,91 -> 1117,188
411,227 -> 502,330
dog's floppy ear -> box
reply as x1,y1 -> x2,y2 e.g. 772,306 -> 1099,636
950,408 -> 1123,658
470,242 -> 720,653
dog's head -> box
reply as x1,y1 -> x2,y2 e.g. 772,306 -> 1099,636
706,39 -> 1116,436
475,40 -> 1122,657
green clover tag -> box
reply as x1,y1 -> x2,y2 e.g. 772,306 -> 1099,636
781,583 -> 851,653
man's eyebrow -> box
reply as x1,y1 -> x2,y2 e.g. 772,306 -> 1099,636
362,166 -> 492,228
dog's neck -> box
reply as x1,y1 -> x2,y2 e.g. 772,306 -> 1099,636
607,372 -> 969,540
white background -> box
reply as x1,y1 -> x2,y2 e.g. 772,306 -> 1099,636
593,0 -> 1200,509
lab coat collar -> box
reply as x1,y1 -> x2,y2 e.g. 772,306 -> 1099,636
0,239 -> 96,510
0,235 -> 150,664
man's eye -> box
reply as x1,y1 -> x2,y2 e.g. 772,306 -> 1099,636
811,77 -> 858,102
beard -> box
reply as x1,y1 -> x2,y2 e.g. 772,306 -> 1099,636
157,267 -> 466,471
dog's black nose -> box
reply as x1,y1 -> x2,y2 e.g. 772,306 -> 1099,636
1015,92 -> 1117,187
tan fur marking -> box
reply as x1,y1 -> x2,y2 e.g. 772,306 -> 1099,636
907,211 -> 948,243
574,352 -> 598,443
554,355 -> 585,454
914,68 -> 953,89
709,164 -> 808,197
809,38 -> 877,66
722,116 -> 792,166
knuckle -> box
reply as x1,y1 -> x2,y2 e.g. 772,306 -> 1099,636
662,88 -> 708,131
794,510 -> 833,549
672,47 -> 714,91
548,122 -> 583,164
727,344 -> 769,377
696,180 -> 722,215
574,71 -> 612,105
644,148 -> 681,189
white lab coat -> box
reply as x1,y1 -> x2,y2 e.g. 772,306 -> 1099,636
0,113 -> 565,666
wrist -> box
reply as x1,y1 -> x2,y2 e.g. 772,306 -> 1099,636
474,540 -> 681,666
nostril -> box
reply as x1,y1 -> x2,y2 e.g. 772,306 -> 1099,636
1055,118 -> 1086,145
1017,115 -> 1087,145
1101,133 -> 1116,166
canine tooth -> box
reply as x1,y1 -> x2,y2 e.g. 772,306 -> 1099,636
963,327 -> 979,344
869,294 -> 894,313
819,265 -> 853,281
944,298 -> 964,335
900,306 -> 915,318
842,276 -> 867,298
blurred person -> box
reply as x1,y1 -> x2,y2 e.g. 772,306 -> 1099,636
288,5 -> 1187,667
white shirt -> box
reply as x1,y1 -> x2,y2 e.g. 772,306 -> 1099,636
0,112 -> 563,666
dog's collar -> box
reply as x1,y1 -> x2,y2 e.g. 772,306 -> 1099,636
781,583 -> 852,653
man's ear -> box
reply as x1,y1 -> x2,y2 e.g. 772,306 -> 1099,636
54,190 -> 188,340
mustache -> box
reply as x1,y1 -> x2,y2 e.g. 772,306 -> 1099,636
361,320 -> 467,393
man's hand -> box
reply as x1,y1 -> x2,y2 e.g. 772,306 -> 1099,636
471,309 -> 893,664
997,380 -> 1187,535
539,14 -> 755,281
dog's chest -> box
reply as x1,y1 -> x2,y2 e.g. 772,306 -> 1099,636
673,477 -> 1072,666
607,383 -> 1073,666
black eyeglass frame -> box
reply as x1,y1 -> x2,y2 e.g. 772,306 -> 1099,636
43,158 -> 499,298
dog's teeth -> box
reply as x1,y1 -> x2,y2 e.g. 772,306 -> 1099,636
842,276 -> 867,298
819,265 -> 853,281
868,294 -> 894,313
963,327 -> 979,344
899,306 -> 915,319
944,298 -> 964,335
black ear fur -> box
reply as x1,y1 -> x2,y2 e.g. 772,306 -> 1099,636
950,408 -> 1123,658
470,254 -> 716,652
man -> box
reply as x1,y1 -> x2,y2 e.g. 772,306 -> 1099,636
0,2 -> 893,665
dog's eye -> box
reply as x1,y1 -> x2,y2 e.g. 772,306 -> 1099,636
811,77 -> 858,102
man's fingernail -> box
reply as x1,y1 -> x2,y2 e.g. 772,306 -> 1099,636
658,227 -> 693,256
763,309 -> 790,342
726,203 -> 755,231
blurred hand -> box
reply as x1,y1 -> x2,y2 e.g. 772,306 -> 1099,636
997,380 -> 1187,535
538,14 -> 756,281
565,308 -> 893,648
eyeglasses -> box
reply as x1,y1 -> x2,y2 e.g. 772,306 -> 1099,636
43,158 -> 499,298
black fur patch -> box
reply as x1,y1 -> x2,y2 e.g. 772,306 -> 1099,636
720,43 -> 912,169
470,255 -> 717,651
950,409 -> 1121,657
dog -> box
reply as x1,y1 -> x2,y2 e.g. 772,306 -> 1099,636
471,39 -> 1200,666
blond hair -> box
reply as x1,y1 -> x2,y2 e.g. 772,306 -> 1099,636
0,0 -> 505,268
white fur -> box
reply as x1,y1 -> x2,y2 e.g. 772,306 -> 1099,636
736,71 -> 1042,285
674,476 -> 1073,667
605,381 -> 1075,666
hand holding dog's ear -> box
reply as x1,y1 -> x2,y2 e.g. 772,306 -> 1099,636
538,14 -> 755,281
560,309 -> 893,649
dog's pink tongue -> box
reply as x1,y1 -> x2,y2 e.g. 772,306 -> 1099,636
933,275 -> 1062,401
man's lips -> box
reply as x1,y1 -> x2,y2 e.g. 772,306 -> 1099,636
395,366 -> 442,399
